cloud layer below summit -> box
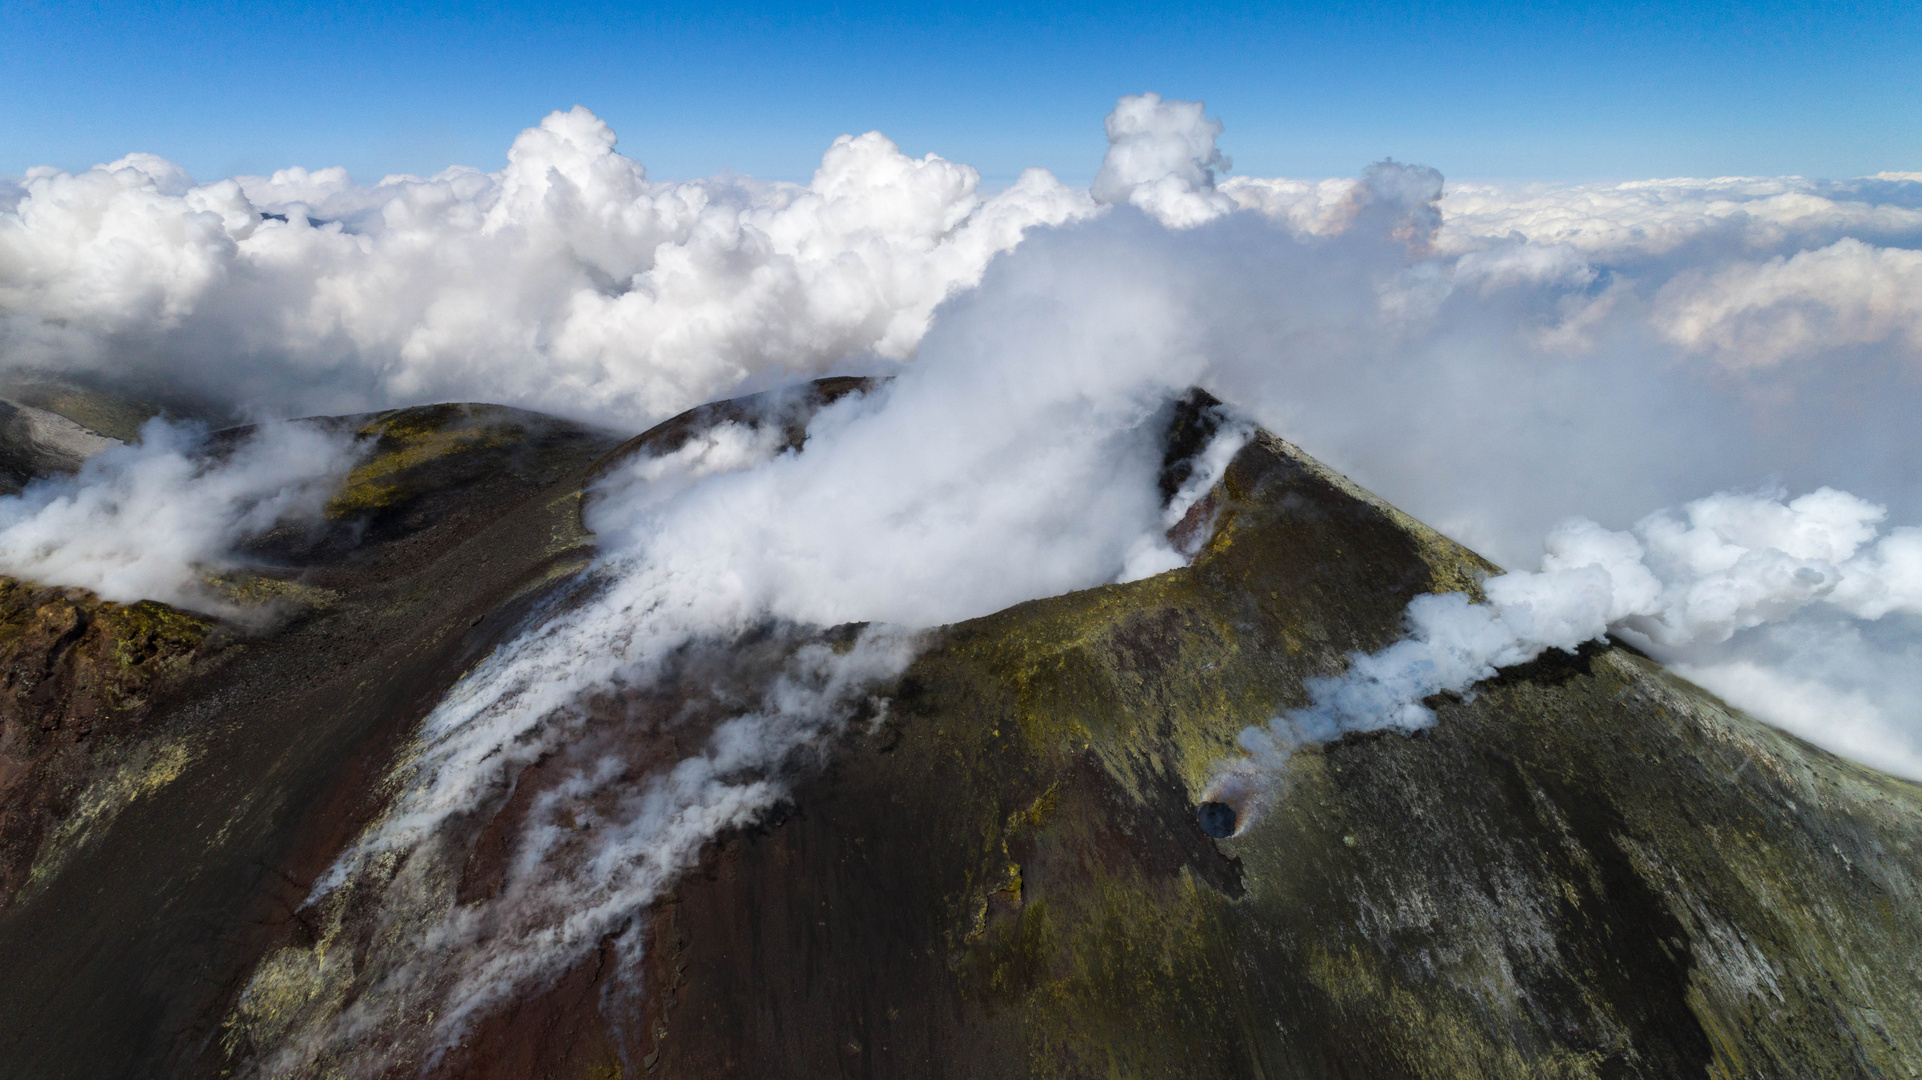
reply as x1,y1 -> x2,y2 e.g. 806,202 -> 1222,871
5,97 -> 1920,440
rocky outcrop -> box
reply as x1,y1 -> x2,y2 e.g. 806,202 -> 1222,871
0,582 -> 219,906
0,398 -> 121,493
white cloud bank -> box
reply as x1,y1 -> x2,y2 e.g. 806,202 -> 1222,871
6,94 -> 1920,468
1,108 -> 1097,424
11,95 -> 1920,560
1654,238 -> 1922,367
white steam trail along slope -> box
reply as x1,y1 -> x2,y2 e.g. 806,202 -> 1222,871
2,94 -> 1922,1063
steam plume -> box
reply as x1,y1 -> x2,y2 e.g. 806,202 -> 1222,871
0,419 -> 360,616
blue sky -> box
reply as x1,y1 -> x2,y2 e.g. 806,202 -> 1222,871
3,0 -> 1918,187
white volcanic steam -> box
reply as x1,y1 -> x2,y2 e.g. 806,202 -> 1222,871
0,418 -> 359,616
1217,486 -> 1922,822
6,94 -> 1922,1068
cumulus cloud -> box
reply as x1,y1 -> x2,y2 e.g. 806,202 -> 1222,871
8,98 -> 1919,493
1,108 -> 1099,424
1091,92 -> 1237,227
0,418 -> 360,615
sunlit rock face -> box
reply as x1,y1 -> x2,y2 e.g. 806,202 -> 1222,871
1,381 -> 1919,1079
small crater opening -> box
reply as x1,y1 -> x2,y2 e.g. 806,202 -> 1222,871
1197,801 -> 1237,839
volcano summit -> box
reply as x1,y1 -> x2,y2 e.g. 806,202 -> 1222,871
0,380 -> 1915,1079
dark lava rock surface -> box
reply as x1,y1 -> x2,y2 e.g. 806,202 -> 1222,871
0,382 -> 1918,1079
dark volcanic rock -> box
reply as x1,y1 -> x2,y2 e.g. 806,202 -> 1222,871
1,383 -> 1919,1079
583,373 -> 882,480
0,398 -> 121,494
0,582 -> 221,907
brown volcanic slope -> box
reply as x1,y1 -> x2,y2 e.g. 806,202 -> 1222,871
2,383 -> 1921,1079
